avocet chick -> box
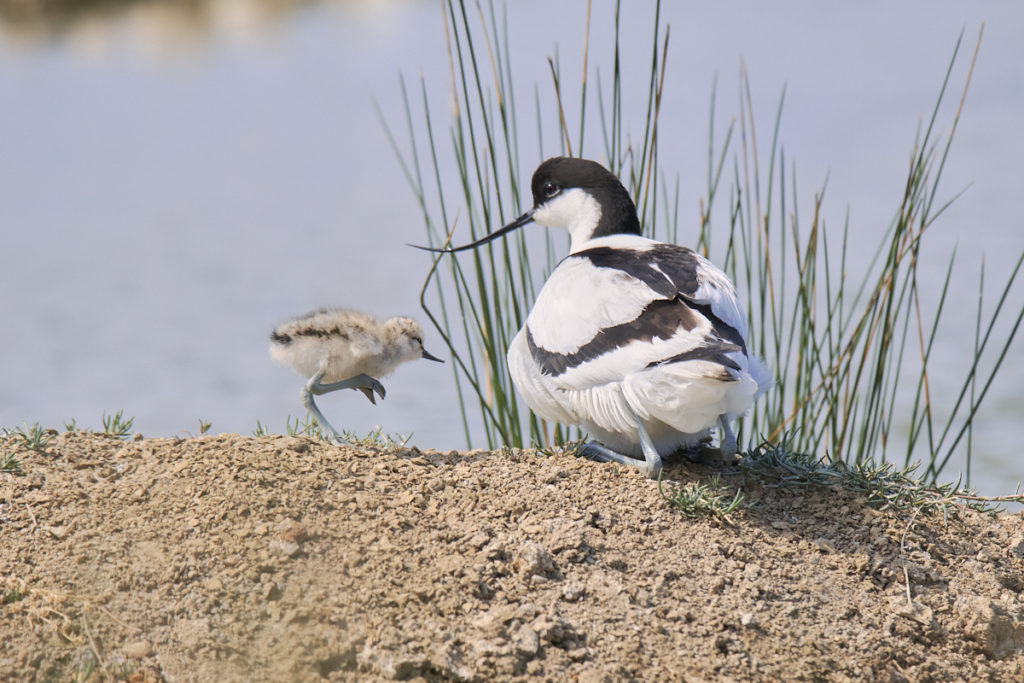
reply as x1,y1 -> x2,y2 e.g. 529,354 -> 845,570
269,308 -> 443,444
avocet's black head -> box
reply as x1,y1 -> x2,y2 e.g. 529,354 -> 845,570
411,157 -> 640,254
528,157 -> 641,243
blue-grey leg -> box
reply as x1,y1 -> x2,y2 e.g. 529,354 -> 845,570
718,415 -> 737,457
301,364 -> 387,445
301,379 -> 344,444
578,412 -> 663,479
311,374 -> 386,404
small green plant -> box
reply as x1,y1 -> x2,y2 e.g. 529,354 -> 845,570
339,425 -> 412,448
286,414 -> 326,440
197,419 -> 212,435
659,474 -> 745,522
1,450 -> 22,474
64,418 -> 79,432
69,646 -> 134,682
107,655 -> 135,681
100,410 -> 134,440
741,438 -> 1024,514
2,587 -> 25,604
253,420 -> 268,437
8,422 -> 53,452
73,647 -> 98,683
537,440 -> 586,459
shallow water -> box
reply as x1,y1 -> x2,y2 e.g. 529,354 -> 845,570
1,0 -> 1021,497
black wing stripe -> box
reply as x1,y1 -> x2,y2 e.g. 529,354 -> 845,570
528,297 -> 741,377
271,326 -> 352,344
687,301 -> 747,354
647,346 -> 742,372
573,245 -> 747,354
574,245 -> 699,299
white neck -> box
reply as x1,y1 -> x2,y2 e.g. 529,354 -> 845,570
531,188 -> 602,253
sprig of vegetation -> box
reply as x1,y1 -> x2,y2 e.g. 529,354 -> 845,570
197,419 -> 212,435
0,450 -> 22,474
100,410 -> 134,440
73,647 -> 98,683
653,437 -> 1022,520
339,426 -> 412,449
282,415 -> 410,448
7,422 -> 53,452
536,440 -> 586,459
1,578 -> 26,605
659,474 -> 745,522
253,420 -> 268,437
740,439 -> 1024,514
286,414 -> 326,440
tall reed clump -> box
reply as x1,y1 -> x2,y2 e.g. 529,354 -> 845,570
720,31 -> 1024,483
382,1 -> 1023,484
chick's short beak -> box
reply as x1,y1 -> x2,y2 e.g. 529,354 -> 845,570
421,348 -> 445,363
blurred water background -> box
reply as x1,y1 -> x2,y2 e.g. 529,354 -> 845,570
1,0 -> 1021,495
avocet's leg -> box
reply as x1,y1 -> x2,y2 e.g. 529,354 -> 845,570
718,415 -> 737,458
578,413 -> 663,479
633,415 -> 664,479
299,358 -> 386,444
301,369 -> 345,445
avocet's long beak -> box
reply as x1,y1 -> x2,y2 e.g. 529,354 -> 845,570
409,209 -> 535,253
421,348 -> 445,363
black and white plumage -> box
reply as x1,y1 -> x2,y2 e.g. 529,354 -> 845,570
270,308 -> 443,444
422,157 -> 770,478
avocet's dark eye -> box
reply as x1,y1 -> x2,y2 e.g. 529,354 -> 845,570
543,182 -> 560,198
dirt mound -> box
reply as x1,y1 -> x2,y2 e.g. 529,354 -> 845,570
3,432 -> 1024,681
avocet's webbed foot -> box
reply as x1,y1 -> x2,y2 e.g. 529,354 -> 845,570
578,413 -> 663,479
309,373 -> 386,405
356,381 -> 387,404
